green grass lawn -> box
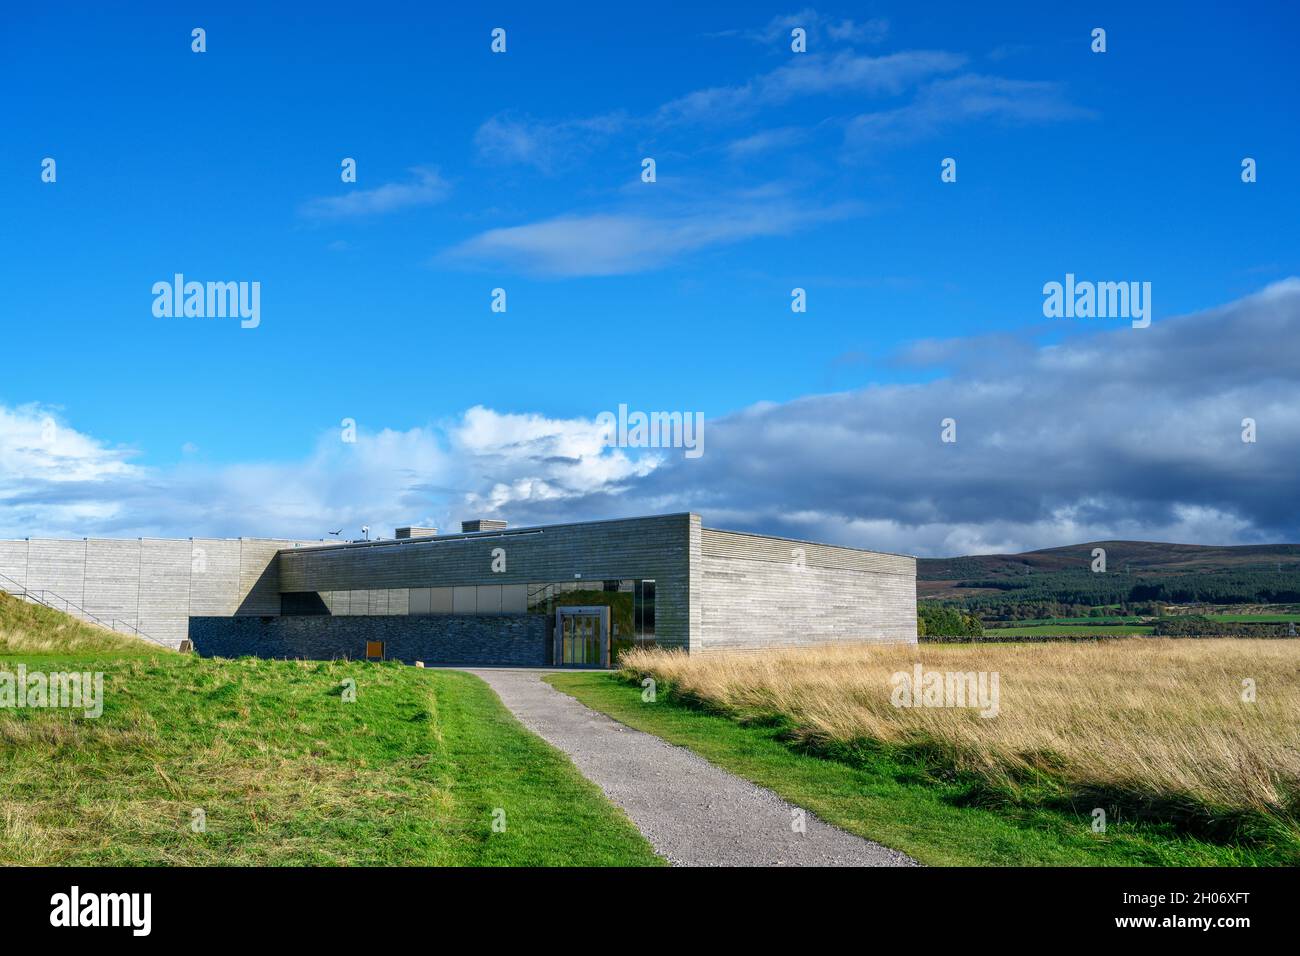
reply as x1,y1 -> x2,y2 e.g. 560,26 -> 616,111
0,595 -> 660,866
546,672 -> 1296,867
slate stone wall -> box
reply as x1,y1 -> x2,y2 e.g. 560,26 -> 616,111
190,613 -> 549,666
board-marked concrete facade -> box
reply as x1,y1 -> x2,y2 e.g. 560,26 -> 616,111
1,514 -> 917,664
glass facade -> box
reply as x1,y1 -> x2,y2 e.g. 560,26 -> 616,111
281,579 -> 657,658
524,579 -> 656,658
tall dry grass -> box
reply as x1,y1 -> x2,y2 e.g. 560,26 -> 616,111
620,639 -> 1300,826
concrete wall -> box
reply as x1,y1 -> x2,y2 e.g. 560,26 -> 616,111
189,539 -> 244,616
0,539 -> 29,590
0,538 -> 320,649
0,518 -> 917,659
278,514 -> 696,651
83,538 -> 141,625
28,539 -> 86,609
190,614 -> 549,666
698,528 -> 917,650
239,539 -> 291,615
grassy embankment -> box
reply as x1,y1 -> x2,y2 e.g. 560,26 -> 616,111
0,593 -> 660,866
549,639 -> 1300,866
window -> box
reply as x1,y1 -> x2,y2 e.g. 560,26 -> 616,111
281,592 -> 329,616
635,579 -> 656,647
282,582 -> 648,629
528,579 -> 656,662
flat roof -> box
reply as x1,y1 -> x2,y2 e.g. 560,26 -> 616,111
280,513 -> 695,555
280,513 -> 914,560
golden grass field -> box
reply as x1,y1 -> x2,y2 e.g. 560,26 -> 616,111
619,639 -> 1300,827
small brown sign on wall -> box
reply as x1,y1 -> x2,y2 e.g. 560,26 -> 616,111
365,641 -> 385,660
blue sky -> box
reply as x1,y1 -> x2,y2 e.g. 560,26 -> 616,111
2,2 -> 1298,553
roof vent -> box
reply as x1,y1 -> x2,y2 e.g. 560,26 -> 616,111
461,519 -> 507,533
395,526 -> 438,539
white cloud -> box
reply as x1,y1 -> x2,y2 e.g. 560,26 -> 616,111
845,74 -> 1093,150
657,50 -> 966,125
474,112 -> 626,173
739,9 -> 890,47
724,126 -> 809,158
0,404 -> 139,484
442,193 -> 860,276
298,167 -> 449,220
0,404 -> 143,535
0,404 -> 652,541
473,47 -> 966,172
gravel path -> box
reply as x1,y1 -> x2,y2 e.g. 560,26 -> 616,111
468,668 -> 918,867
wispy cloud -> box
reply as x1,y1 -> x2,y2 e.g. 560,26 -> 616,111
845,74 -> 1093,150
474,112 -> 627,174
719,9 -> 890,47
724,126 -> 809,159
298,166 -> 449,220
442,192 -> 861,276
468,9 -> 1086,173
473,47 -> 966,170
656,50 -> 966,125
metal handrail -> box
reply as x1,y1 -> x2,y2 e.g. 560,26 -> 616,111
0,571 -> 172,648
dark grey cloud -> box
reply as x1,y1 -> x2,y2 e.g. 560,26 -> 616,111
493,280 -> 1300,555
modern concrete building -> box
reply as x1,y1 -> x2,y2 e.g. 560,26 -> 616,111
0,514 -> 917,665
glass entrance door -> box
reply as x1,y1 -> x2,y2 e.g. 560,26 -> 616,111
556,606 -> 610,667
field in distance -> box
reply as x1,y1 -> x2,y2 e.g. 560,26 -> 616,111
982,607 -> 1300,637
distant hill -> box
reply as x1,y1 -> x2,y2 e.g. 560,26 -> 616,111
918,541 -> 1300,604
